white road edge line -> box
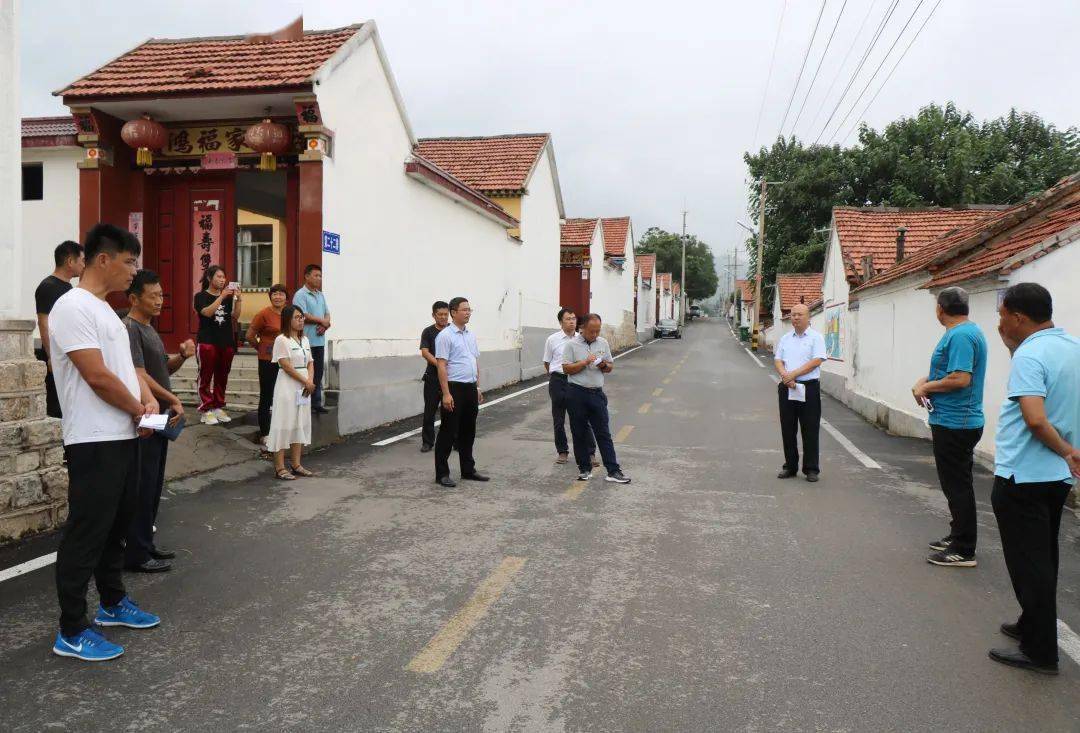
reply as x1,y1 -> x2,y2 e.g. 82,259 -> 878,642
821,419 -> 882,469
372,340 -> 650,446
0,552 -> 56,583
1058,619 -> 1080,667
743,347 -> 765,368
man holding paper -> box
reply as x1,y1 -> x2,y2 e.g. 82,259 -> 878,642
774,303 -> 827,482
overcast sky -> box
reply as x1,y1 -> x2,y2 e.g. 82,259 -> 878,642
19,0 -> 1080,284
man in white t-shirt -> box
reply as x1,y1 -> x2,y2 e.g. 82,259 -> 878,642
49,224 -> 161,663
543,307 -> 595,464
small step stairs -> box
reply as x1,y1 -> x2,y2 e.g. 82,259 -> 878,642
172,348 -> 260,413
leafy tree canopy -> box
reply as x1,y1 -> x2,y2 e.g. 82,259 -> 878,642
635,227 -> 719,301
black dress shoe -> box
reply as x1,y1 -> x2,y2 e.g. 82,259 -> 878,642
777,469 -> 797,479
312,405 -> 329,415
420,443 -> 433,453
149,547 -> 176,560
1000,622 -> 1021,641
461,472 -> 490,482
127,558 -> 171,573
435,476 -> 457,488
805,472 -> 820,482
988,647 -> 1058,675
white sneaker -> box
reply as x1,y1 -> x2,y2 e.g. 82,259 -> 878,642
200,411 -> 219,425
214,408 -> 232,423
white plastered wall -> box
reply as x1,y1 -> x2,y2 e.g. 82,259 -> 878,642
820,226 -> 852,383
517,148 -> 561,329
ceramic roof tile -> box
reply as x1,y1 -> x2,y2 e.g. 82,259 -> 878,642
833,207 -> 1001,281
22,116 -> 77,137
601,217 -> 631,257
658,273 -> 673,292
775,273 -> 824,314
560,218 -> 598,247
56,26 -> 361,99
735,279 -> 754,302
636,253 -> 656,279
413,134 -> 549,193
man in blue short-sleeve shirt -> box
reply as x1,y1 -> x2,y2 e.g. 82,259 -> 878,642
432,297 -> 488,487
293,264 -> 330,413
912,287 -> 988,567
988,283 -> 1080,676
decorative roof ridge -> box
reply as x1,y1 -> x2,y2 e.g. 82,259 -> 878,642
142,24 -> 364,45
416,132 -> 550,142
833,204 -> 1011,214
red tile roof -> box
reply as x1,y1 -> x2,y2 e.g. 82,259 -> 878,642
405,155 -> 519,229
56,26 -> 362,100
833,207 -> 1001,282
775,273 -> 823,314
636,253 -> 656,280
601,217 -> 631,257
560,218 -> 598,247
735,279 -> 754,302
658,273 -> 673,292
22,117 -> 77,137
413,134 -> 549,194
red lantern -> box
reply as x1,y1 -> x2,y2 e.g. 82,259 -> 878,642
244,114 -> 290,172
120,114 -> 167,167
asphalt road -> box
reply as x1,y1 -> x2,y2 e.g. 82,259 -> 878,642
2,319 -> 1079,731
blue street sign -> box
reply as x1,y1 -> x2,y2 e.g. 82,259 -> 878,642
322,231 -> 340,255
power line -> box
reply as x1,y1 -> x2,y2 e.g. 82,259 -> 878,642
813,0 -> 903,144
825,0 -> 928,144
751,0 -> 789,150
778,0 -> 829,137
837,0 -> 944,145
790,0 -> 850,137
805,0 -> 879,137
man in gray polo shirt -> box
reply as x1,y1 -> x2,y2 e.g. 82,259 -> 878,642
563,313 -> 630,484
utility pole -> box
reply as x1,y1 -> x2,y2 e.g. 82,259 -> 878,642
752,179 -> 766,351
680,209 -> 688,326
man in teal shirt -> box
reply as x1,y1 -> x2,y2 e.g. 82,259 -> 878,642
988,283 -> 1080,676
293,264 -> 330,414
912,287 -> 987,567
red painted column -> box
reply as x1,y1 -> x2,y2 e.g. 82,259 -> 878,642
297,159 -> 323,280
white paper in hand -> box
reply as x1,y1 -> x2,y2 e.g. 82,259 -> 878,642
296,389 -> 311,407
592,355 -> 604,367
788,383 -> 807,402
138,414 -> 169,430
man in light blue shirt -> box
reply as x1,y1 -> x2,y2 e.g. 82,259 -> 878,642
989,283 -> 1080,676
292,264 -> 330,413
774,303 -> 828,482
432,297 -> 487,487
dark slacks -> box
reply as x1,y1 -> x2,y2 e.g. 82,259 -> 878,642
434,381 -> 478,479
930,425 -> 983,555
125,434 -> 168,567
992,476 -> 1071,665
566,384 -> 620,474
778,379 -> 821,474
310,345 -> 325,409
257,358 -> 279,437
56,438 -> 139,637
421,377 -> 441,447
549,373 -> 595,456
35,347 -> 62,418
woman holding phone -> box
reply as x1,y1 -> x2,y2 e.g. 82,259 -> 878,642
268,304 -> 315,479
193,265 -> 241,425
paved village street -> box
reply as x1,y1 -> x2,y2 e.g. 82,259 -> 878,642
1,319 -> 1080,730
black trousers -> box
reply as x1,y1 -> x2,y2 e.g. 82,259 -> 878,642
992,476 -> 1071,665
257,359 -> 279,437
549,374 -> 595,456
421,377 -> 441,447
125,434 -> 168,567
36,348 -> 62,418
778,379 -> 821,474
930,425 -> 983,555
56,439 -> 139,637
434,381 -> 478,479
566,384 -> 620,474
310,345 -> 325,409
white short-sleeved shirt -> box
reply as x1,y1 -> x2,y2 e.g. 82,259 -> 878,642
49,288 -> 141,446
543,330 -> 578,374
272,334 -> 312,370
775,328 -> 828,381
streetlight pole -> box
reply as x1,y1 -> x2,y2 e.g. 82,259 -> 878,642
753,178 -> 766,351
680,209 -> 687,326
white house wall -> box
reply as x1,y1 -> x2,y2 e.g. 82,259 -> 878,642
315,34 -> 523,435
635,273 -> 654,339
819,226 -> 852,389
517,148 -> 562,378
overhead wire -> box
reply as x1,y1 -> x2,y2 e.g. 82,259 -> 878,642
789,0 -> 850,137
837,0 -> 944,145
751,0 -> 789,151
778,0 -> 830,137
824,0 -> 928,144
813,0 -> 903,144
805,0 -> 879,137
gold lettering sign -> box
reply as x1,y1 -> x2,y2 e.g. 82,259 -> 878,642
161,120 -> 303,158
560,248 -> 584,267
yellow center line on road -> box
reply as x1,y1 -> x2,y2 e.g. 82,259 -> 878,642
405,556 -> 528,674
638,402 -> 652,414
614,425 -> 635,443
662,378 -> 672,385
652,388 -> 663,397
562,481 -> 586,500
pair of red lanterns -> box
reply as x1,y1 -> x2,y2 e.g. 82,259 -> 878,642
119,111 -> 289,171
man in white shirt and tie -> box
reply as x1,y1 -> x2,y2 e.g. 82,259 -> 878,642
543,308 -> 596,465
774,303 -> 827,482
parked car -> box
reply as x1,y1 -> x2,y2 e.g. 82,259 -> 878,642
654,319 -> 682,339
687,305 -> 702,320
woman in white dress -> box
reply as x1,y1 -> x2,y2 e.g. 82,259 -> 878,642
268,305 -> 315,480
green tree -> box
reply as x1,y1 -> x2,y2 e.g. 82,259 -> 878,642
635,227 -> 719,301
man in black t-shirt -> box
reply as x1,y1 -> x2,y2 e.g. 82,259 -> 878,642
419,300 -> 450,451
35,241 -> 85,418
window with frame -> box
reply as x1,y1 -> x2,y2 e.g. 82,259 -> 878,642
22,164 -> 43,201
237,224 -> 274,288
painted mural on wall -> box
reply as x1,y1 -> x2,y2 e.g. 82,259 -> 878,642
825,305 -> 844,360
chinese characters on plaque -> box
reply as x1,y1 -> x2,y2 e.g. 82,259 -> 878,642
192,200 -> 222,295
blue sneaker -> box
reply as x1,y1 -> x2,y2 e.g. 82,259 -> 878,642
94,596 -> 161,629
52,627 -> 124,661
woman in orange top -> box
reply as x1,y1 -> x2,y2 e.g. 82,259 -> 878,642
245,284 -> 288,446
